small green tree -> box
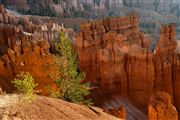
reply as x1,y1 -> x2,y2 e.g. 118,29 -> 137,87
52,31 -> 92,105
12,72 -> 38,101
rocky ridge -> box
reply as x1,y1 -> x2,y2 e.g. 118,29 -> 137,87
2,0 -> 180,18
2,0 -> 180,39
0,94 -> 120,120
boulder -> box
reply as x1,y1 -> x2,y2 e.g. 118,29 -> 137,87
105,106 -> 126,119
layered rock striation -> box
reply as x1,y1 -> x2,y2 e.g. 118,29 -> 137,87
76,12 -> 180,114
0,4 -> 179,119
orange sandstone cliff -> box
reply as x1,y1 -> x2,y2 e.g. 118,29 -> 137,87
0,4 -> 179,119
76,12 -> 180,116
76,13 -> 154,110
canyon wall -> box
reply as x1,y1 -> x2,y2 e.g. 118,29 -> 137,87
3,0 -> 180,40
76,13 -> 180,113
2,0 -> 179,18
0,4 -> 179,119
154,24 -> 177,100
76,13 -> 154,110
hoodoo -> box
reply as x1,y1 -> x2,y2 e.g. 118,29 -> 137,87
0,5 -> 59,94
76,13 -> 154,110
0,3 -> 180,119
76,12 -> 180,114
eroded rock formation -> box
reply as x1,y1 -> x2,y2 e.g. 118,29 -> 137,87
104,106 -> 126,119
76,13 -> 154,110
76,12 -> 180,116
0,34 -> 57,94
0,5 -> 60,94
148,92 -> 178,120
0,3 -> 180,119
154,24 -> 177,102
0,4 -> 66,54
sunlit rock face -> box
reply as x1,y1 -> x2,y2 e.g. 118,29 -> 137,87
0,34 -> 57,95
0,35 -> 57,95
0,5 -> 61,95
153,23 -> 180,112
76,12 -> 180,113
0,2 -> 180,119
154,24 -> 177,101
148,92 -> 178,120
76,13 -> 154,110
0,5 -> 78,95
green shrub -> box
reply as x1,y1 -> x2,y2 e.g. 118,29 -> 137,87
51,31 -> 92,105
12,72 -> 38,101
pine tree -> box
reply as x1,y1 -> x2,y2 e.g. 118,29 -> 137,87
52,31 -> 92,105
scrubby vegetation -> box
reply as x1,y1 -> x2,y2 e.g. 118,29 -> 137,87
51,31 -> 92,105
12,72 -> 38,101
